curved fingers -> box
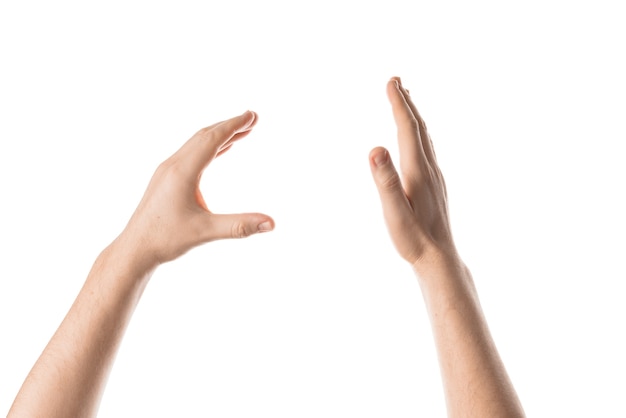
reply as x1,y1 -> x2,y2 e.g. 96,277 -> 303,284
177,111 -> 257,177
216,125 -> 256,156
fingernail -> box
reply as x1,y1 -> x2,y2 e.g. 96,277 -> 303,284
373,150 -> 388,167
258,221 -> 273,232
242,110 -> 255,128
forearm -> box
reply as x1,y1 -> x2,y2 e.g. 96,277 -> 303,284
8,236 -> 154,418
370,77 -> 524,415
415,253 -> 524,418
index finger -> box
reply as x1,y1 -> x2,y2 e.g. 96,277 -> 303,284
396,81 -> 437,166
178,111 -> 257,176
387,78 -> 428,179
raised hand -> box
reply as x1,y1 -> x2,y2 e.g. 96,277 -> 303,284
369,77 -> 525,417
121,110 -> 274,267
369,77 -> 455,271
8,111 -> 274,418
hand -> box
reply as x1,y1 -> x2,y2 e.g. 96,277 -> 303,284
120,110 -> 274,267
369,78 -> 456,270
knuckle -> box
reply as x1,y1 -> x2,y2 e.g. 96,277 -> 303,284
155,158 -> 173,174
190,125 -> 218,148
405,114 -> 420,131
199,126 -> 218,141
402,167 -> 427,187
195,127 -> 224,153
158,157 -> 184,175
197,122 -> 220,138
231,221 -> 250,239
153,158 -> 188,189
380,170 -> 402,191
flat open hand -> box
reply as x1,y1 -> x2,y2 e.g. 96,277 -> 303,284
121,111 -> 274,267
370,78 -> 455,269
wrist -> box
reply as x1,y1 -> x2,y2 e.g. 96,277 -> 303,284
101,232 -> 158,283
411,246 -> 471,287
411,243 -> 461,272
411,249 -> 479,320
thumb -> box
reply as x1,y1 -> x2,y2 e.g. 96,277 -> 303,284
369,146 -> 412,219
203,213 -> 275,241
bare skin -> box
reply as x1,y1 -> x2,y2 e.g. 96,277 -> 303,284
8,79 -> 524,417
369,77 -> 525,417
7,110 -> 274,418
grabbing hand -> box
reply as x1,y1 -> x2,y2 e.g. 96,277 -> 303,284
370,78 -> 456,270
121,111 -> 274,267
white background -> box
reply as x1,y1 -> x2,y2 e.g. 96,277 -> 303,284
1,1 -> 625,416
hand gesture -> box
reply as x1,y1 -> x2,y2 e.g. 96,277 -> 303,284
121,111 -> 274,267
369,78 -> 456,270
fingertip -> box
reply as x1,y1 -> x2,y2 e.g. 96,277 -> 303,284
241,110 -> 257,131
370,146 -> 389,168
390,76 -> 401,84
386,78 -> 403,104
257,218 -> 274,233
249,110 -> 258,124
370,147 -> 403,196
